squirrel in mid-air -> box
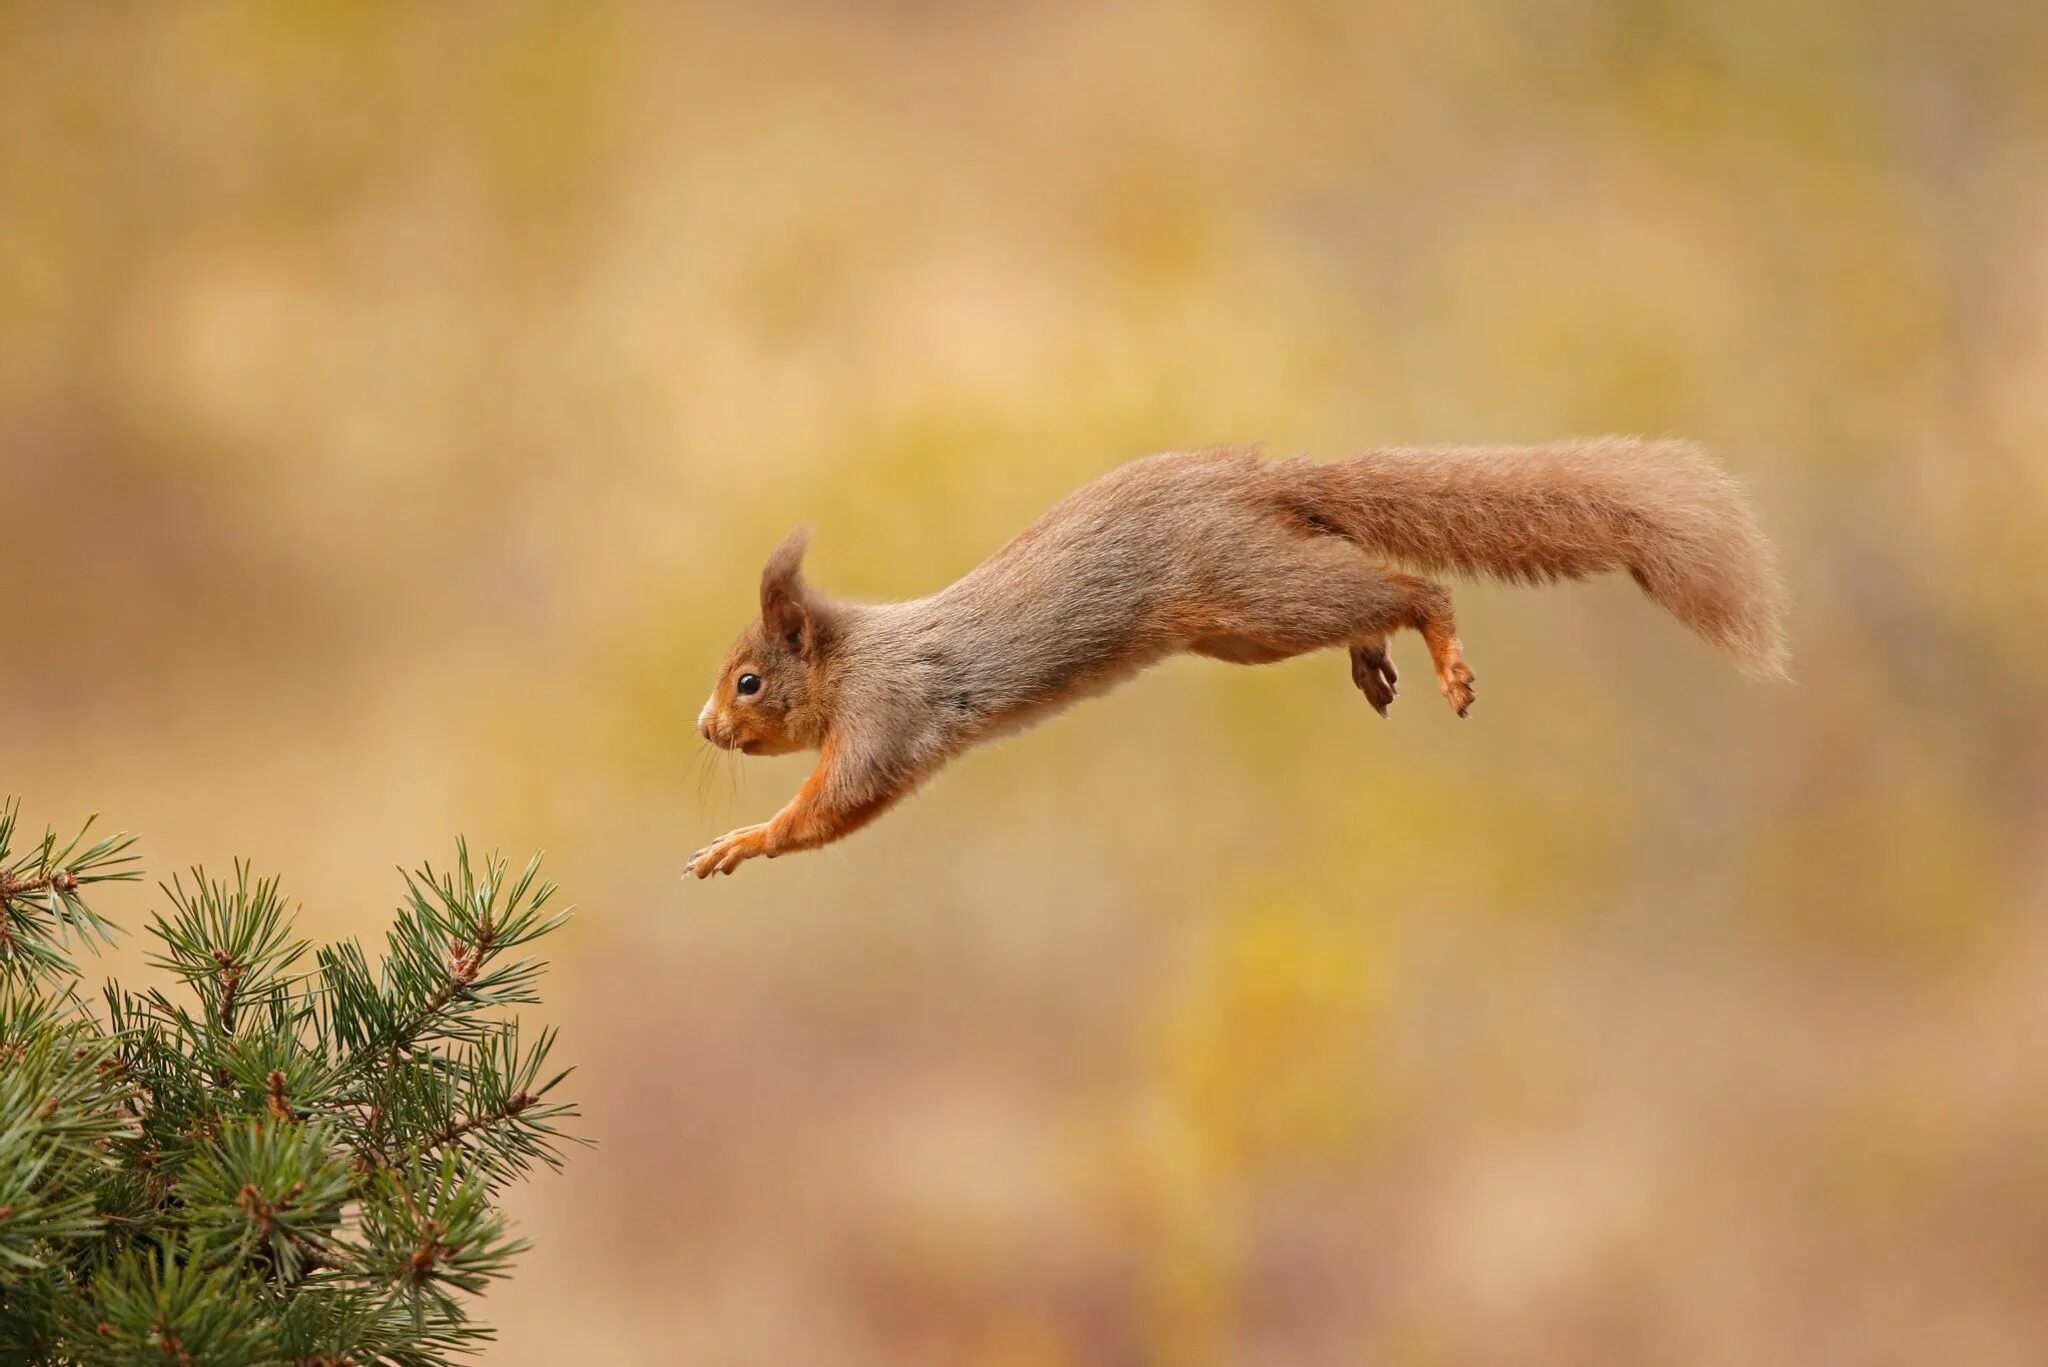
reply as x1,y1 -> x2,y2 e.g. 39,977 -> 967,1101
687,440 -> 1785,879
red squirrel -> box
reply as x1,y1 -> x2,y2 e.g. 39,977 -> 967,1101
688,440 -> 1785,878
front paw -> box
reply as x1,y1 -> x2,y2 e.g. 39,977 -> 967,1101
687,823 -> 773,879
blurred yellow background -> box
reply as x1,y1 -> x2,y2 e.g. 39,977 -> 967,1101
5,1 -> 2045,1362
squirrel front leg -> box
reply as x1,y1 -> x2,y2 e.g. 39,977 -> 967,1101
686,746 -> 906,880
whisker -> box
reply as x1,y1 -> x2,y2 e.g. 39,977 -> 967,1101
690,741 -> 721,805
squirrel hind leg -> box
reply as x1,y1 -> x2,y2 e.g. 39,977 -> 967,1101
1365,574 -> 1476,718
1395,576 -> 1477,718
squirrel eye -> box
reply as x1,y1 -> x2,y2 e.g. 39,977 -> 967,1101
736,673 -> 762,697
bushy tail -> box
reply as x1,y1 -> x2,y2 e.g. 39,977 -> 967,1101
1304,438 -> 1788,677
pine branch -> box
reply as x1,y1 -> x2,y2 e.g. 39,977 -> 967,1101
0,801 -> 138,982
0,799 -> 583,1365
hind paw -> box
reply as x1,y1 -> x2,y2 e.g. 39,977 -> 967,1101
1350,644 -> 1398,717
1438,660 -> 1476,718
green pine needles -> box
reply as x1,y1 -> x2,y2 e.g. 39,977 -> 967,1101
0,799 -> 584,1365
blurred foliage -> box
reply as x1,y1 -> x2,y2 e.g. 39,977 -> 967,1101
3,0 -> 2045,1362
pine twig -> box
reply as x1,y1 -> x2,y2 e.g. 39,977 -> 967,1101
419,1091 -> 537,1154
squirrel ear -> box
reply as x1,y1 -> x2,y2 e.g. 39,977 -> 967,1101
759,528 -> 819,658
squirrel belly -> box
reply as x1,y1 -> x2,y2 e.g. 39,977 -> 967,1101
686,439 -> 1786,878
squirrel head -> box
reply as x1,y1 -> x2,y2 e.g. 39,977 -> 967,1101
697,529 -> 833,756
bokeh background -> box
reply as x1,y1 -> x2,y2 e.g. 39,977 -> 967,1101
5,2 -> 2046,1362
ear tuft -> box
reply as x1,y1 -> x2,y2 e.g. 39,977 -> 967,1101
760,528 -> 818,656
